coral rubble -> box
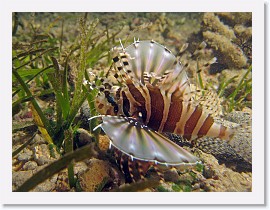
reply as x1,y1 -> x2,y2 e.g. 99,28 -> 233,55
202,12 -> 252,70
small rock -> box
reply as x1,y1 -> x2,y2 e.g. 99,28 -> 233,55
55,171 -> 71,192
74,128 -> 94,148
12,131 -> 26,145
12,170 -> 33,191
193,183 -> 201,190
78,159 -> 111,192
164,168 -> 179,182
12,133 -> 22,145
74,161 -> 88,175
17,148 -> 33,162
23,161 -> 38,170
32,174 -> 57,192
98,135 -> 110,151
31,134 -> 47,145
33,144 -> 51,165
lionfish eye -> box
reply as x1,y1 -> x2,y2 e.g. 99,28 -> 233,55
137,111 -> 146,122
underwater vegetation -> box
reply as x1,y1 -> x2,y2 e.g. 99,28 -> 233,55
12,12 -> 252,192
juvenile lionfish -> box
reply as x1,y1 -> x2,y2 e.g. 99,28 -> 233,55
89,39 -> 236,182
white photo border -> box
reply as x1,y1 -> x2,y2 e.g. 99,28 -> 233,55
1,0 -> 265,205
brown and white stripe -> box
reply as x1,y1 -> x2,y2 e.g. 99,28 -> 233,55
96,40 -> 235,142
117,81 -> 234,141
92,40 -> 234,182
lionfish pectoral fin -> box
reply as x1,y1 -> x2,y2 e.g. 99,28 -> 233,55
99,115 -> 200,167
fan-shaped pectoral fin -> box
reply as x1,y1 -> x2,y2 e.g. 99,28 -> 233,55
99,115 -> 200,167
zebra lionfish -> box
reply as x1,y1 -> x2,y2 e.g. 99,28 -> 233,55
89,39 -> 236,182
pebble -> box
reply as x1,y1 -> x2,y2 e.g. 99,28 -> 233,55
75,128 -> 94,148
32,175 -> 56,192
55,171 -> 71,192
74,161 -> 88,175
78,159 -> 111,192
12,170 -> 33,191
12,131 -> 26,145
31,133 -> 47,145
23,161 -> 38,170
17,148 -> 33,162
164,168 -> 179,182
33,144 -> 52,165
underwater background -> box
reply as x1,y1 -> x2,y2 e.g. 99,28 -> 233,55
12,12 -> 252,192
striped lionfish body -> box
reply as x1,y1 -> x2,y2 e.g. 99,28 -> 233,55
92,40 -> 235,182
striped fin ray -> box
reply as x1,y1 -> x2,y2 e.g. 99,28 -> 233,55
192,89 -> 223,117
111,40 -> 191,100
99,115 -> 199,166
158,63 -> 192,101
113,148 -> 157,182
124,40 -> 176,83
